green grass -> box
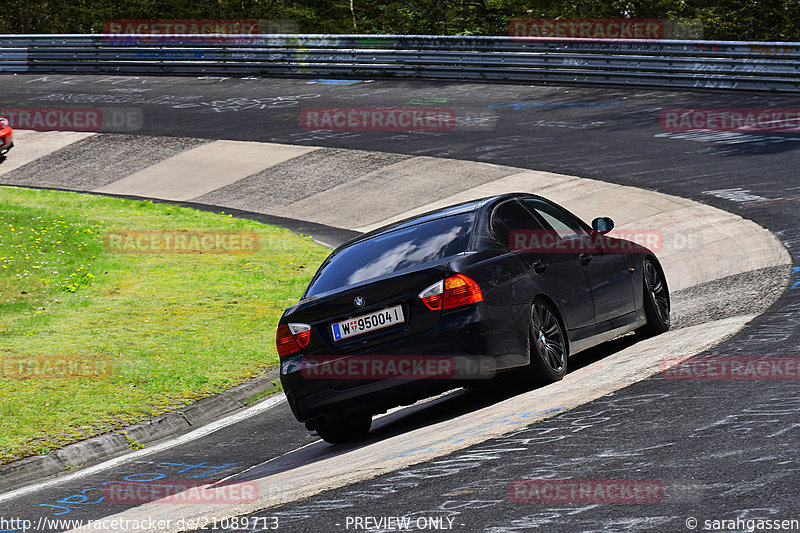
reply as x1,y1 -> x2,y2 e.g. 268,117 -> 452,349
0,186 -> 329,464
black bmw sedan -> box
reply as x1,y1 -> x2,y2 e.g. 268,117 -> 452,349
277,193 -> 670,443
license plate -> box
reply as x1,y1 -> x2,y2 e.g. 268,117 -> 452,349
331,305 -> 404,341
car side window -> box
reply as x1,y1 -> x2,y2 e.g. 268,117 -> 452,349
491,200 -> 545,250
522,198 -> 588,241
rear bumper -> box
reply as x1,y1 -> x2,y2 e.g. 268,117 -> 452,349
279,302 -> 530,422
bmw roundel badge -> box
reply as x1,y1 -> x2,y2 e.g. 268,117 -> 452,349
354,296 -> 365,308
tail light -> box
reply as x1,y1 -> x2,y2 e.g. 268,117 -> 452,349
276,322 -> 311,358
419,280 -> 444,310
443,274 -> 484,308
419,274 -> 483,311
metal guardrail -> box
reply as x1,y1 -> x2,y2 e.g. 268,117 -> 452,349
1,34 -> 799,92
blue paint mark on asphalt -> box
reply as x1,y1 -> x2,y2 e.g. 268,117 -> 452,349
792,267 -> 800,289
33,461 -> 238,520
308,79 -> 363,85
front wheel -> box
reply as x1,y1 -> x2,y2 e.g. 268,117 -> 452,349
638,258 -> 670,336
521,299 -> 568,385
316,412 -> 372,444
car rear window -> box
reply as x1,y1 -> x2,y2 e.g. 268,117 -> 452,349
304,213 -> 475,298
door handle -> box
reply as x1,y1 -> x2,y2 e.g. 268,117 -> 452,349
579,253 -> 592,266
532,260 -> 548,273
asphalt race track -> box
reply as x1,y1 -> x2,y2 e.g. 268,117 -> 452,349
0,75 -> 799,532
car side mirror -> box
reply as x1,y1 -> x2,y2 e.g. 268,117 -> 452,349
591,217 -> 614,234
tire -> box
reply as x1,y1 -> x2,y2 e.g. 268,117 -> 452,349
521,298 -> 568,384
316,412 -> 372,444
638,258 -> 670,336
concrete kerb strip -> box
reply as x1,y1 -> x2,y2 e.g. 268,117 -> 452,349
93,141 -> 319,201
0,370 -> 280,493
267,156 -> 519,230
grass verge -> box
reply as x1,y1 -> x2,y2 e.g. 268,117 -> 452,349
0,186 -> 329,464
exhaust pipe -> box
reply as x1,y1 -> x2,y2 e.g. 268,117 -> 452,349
304,415 -> 328,431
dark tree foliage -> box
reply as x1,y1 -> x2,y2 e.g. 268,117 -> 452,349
0,0 -> 797,41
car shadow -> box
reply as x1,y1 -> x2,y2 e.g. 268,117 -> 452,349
227,333 -> 643,485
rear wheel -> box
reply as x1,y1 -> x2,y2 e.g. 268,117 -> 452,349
316,412 -> 372,444
638,258 -> 670,336
521,299 -> 568,384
